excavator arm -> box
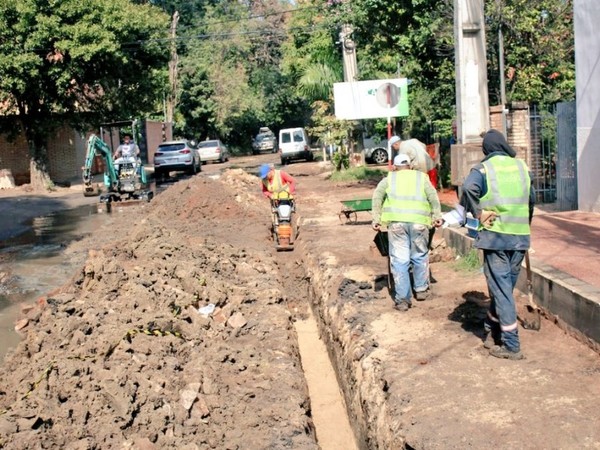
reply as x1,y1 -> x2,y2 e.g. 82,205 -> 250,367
82,134 -> 119,196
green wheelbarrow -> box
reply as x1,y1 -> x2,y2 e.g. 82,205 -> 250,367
339,198 -> 373,224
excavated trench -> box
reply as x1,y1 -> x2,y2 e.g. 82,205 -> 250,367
275,251 -> 360,450
3,166 -> 600,449
0,170 -> 366,449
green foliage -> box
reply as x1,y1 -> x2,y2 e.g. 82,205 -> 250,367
332,149 -> 350,171
453,249 -> 483,273
486,0 -> 575,105
0,0 -> 169,153
329,166 -> 386,182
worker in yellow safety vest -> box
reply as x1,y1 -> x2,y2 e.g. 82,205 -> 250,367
259,163 -> 296,204
371,154 -> 443,312
459,129 -> 535,360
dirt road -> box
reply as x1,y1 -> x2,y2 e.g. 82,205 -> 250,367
0,156 -> 599,449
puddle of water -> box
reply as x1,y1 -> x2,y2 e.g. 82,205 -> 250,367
0,204 -> 106,361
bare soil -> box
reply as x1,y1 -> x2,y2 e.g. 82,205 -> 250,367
1,157 -> 599,449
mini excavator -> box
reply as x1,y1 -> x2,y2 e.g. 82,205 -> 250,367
82,134 -> 153,210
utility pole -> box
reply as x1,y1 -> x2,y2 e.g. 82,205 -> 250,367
166,11 -> 180,126
453,0 -> 490,144
339,24 -> 358,83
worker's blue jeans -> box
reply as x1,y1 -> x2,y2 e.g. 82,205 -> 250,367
388,222 -> 430,304
483,249 -> 525,352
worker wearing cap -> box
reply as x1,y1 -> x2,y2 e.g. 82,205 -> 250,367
259,163 -> 296,203
388,136 -> 436,175
371,154 -> 443,311
460,129 -> 535,360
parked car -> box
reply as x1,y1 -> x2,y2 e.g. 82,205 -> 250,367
278,127 -> 313,165
198,139 -> 229,163
252,133 -> 277,154
363,137 -> 390,165
153,140 -> 201,177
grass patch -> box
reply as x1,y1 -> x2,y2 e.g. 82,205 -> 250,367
453,249 -> 482,273
329,166 -> 387,182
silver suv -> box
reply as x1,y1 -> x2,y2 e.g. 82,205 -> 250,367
153,140 -> 201,177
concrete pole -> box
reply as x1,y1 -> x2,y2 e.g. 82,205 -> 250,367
453,0 -> 490,144
340,24 -> 358,83
167,11 -> 180,126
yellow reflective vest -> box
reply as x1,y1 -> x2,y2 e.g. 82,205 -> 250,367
263,169 -> 293,200
480,155 -> 531,235
381,170 -> 432,226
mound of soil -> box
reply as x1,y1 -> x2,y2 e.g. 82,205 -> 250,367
0,170 -> 317,449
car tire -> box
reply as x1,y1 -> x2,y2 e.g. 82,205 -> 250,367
371,148 -> 388,165
280,157 -> 286,165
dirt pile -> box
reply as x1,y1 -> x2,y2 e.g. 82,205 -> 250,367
0,171 -> 317,449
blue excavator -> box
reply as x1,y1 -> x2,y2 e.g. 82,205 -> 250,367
82,134 -> 153,205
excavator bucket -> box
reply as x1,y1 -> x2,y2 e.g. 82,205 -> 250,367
83,184 -> 100,197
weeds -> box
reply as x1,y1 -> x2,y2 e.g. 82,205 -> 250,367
453,249 -> 482,272
329,166 -> 386,183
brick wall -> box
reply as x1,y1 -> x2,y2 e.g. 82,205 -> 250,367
0,120 -> 171,186
0,132 -> 29,185
47,127 -> 87,183
0,127 -> 87,185
453,102 -> 533,185
489,102 -> 531,165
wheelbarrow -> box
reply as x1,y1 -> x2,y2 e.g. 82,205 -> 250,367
339,198 -> 372,224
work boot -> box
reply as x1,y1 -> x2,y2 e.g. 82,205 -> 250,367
394,301 -> 411,312
415,290 -> 430,301
489,345 -> 524,360
482,332 -> 502,349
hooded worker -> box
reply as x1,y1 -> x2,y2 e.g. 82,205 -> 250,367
259,163 -> 296,201
371,153 -> 443,312
459,129 -> 535,360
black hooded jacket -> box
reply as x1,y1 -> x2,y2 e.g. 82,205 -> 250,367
458,129 -> 535,250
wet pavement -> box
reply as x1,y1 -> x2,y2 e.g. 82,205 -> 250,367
0,204 -> 109,360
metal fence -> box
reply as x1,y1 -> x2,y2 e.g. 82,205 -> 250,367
529,102 -> 577,210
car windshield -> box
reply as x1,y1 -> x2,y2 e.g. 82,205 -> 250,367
199,140 -> 219,148
157,143 -> 186,152
256,134 -> 272,142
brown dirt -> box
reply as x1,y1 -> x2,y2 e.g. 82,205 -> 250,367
0,169 -> 317,449
1,158 -> 599,449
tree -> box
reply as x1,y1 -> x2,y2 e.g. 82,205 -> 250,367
0,0 -> 169,190
486,0 -> 574,106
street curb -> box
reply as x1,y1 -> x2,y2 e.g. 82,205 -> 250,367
442,227 -> 600,353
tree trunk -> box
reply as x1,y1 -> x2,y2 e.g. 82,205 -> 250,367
22,117 -> 55,192
29,157 -> 54,191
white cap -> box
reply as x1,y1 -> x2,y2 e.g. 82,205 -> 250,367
389,135 -> 401,146
393,154 -> 410,167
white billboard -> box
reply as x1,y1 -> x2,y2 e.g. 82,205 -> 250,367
333,78 -> 409,120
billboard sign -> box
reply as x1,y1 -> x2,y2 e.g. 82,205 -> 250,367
333,78 -> 409,120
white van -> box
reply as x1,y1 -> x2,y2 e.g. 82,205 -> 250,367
278,127 -> 313,165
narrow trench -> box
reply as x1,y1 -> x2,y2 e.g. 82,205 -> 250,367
278,254 -> 359,450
